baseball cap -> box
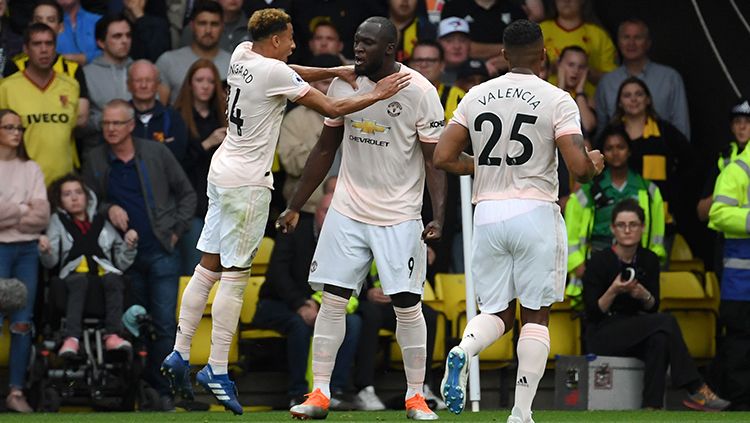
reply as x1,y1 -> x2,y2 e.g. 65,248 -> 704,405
730,99 -> 750,118
457,59 -> 489,80
438,17 -> 470,38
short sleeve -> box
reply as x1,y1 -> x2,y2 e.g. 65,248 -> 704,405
323,78 -> 345,127
449,94 -> 469,128
266,62 -> 311,102
415,87 -> 445,143
553,94 -> 582,139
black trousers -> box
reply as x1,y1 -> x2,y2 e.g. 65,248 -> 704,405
585,312 -> 702,408
355,301 -> 437,390
712,300 -> 750,407
62,273 -> 125,338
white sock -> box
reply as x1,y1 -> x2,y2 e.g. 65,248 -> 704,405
207,271 -> 248,375
175,264 -> 220,361
394,303 -> 427,400
458,313 -> 506,357
312,291 -> 348,398
513,323 -> 550,422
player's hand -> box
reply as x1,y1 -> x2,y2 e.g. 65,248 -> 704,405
124,229 -> 139,249
276,208 -> 300,234
108,205 -> 129,232
367,287 -> 391,305
334,65 -> 358,90
38,235 -> 50,254
587,147 -> 605,175
422,220 -> 442,241
372,72 -> 411,100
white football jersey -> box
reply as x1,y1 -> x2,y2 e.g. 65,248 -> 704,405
450,72 -> 581,203
209,42 -> 311,188
324,64 -> 445,226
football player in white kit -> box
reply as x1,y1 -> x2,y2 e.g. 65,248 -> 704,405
276,16 -> 447,421
160,9 -> 410,415
433,20 -> 604,423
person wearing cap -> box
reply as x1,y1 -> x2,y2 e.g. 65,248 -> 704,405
698,99 -> 750,222
437,16 -> 471,84
454,58 -> 489,93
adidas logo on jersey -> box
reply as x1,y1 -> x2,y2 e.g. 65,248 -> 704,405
516,376 -> 529,387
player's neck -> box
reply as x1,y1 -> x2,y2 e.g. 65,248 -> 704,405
509,67 -> 535,75
251,42 -> 280,61
367,61 -> 401,83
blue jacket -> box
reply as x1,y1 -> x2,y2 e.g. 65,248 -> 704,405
58,7 -> 102,63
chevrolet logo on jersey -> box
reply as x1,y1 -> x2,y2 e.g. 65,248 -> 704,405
351,119 -> 390,134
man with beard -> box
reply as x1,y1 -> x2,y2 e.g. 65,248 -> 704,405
276,16 -> 447,421
156,1 -> 232,104
160,8 -> 410,415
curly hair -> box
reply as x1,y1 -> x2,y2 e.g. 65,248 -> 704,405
249,8 -> 291,41
48,173 -> 89,213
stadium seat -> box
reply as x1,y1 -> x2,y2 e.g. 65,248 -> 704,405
659,271 -> 717,360
668,233 -> 705,272
547,299 -> 582,363
251,237 -> 274,276
239,276 -> 283,339
388,280 -> 447,367
0,322 -> 9,366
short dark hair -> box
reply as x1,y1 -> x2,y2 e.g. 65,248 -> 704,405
412,39 -> 444,61
558,45 -> 588,62
249,8 -> 291,41
597,125 -> 631,151
23,22 -> 56,45
611,198 -> 645,224
33,0 -> 64,24
503,19 -> 543,50
190,0 -> 223,21
363,16 -> 397,44
312,21 -> 341,39
95,14 -> 131,42
49,173 -> 89,213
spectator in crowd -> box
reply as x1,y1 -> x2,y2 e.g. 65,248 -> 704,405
39,173 -> 137,358
56,0 -> 102,64
699,99 -> 750,222
409,40 -> 464,122
454,58 -> 489,93
252,190 -> 362,408
354,262 -> 445,411
565,127 -> 666,306
82,99 -> 196,411
540,0 -> 616,84
595,18 -> 690,139
157,1 -> 231,104
82,14 -> 133,155
0,23 -> 81,186
708,138 -> 750,409
610,77 -> 692,242
0,108 -> 49,413
388,0 -> 436,63
441,0 -> 526,73
548,45 -> 596,137
181,0 -> 250,53
584,199 -> 729,411
436,17 -> 470,84
173,59 -> 227,275
4,1 -> 90,130
308,21 -> 351,65
277,54 -> 340,221
122,0 -> 172,62
127,59 -> 189,161
0,0 -> 23,76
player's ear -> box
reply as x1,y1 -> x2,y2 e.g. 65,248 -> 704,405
385,42 -> 395,56
271,33 -> 280,48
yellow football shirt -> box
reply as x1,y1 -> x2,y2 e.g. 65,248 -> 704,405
540,20 -> 618,76
0,71 -> 79,185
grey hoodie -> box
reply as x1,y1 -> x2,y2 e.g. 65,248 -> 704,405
83,56 -> 133,131
40,189 -> 137,279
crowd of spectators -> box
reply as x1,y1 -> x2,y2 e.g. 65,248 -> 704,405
0,0 -> 748,413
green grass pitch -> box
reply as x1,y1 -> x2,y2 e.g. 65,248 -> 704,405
2,410 -> 749,423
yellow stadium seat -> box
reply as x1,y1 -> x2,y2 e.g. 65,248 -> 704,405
548,299 -> 581,362
659,271 -> 717,360
0,322 -> 10,366
239,276 -> 283,339
189,317 -> 239,366
251,237 -> 275,276
668,233 -> 704,272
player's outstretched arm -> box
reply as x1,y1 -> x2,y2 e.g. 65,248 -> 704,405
556,133 -> 604,183
295,72 -> 411,119
276,125 -> 345,234
289,64 -> 358,89
421,142 -> 447,241
433,123 -> 474,175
